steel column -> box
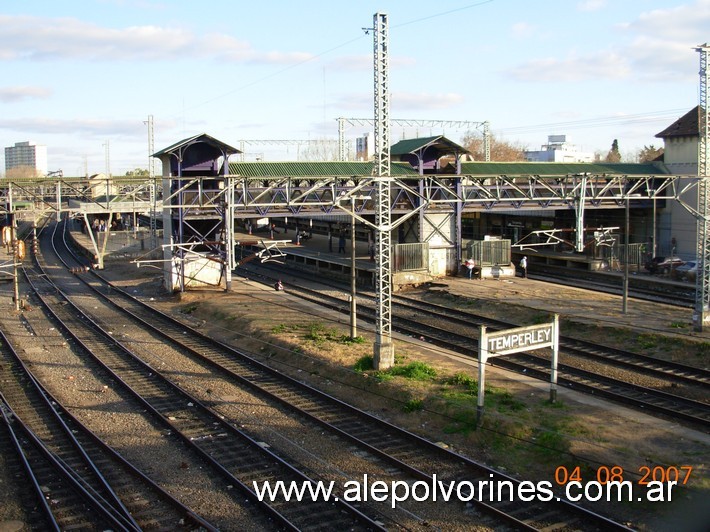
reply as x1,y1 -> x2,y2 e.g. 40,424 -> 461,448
372,12 -> 394,369
694,44 -> 709,331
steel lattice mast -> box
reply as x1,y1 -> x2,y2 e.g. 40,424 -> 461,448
146,115 -> 158,250
372,12 -> 394,369
694,43 -> 710,331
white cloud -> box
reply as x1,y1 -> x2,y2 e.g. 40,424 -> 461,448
0,86 -> 52,102
0,14 -> 312,64
392,92 -> 465,110
0,117 -> 145,136
507,50 -> 629,82
577,0 -> 607,12
624,0 -> 710,43
506,0 -> 709,83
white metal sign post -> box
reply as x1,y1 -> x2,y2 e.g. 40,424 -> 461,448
477,314 -> 559,424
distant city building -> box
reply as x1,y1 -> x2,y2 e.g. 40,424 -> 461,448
524,135 -> 594,163
355,133 -> 374,161
4,141 -> 48,176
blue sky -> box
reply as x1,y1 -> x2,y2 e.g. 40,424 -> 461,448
1,0 -> 709,175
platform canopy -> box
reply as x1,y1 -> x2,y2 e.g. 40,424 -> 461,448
153,133 -> 241,176
391,135 -> 470,173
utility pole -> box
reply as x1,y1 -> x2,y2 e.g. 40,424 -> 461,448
371,12 -> 394,370
623,197 -> 629,314
146,115 -> 158,250
350,196 -> 358,339
103,140 -> 111,177
694,43 -> 709,331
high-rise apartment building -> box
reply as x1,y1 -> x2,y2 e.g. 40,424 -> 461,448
4,141 -> 48,176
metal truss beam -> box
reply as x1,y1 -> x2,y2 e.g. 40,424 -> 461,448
1,173 -> 704,217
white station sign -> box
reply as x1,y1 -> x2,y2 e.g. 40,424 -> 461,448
486,323 -> 554,356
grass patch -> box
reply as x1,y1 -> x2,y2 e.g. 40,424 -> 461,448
179,303 -> 199,314
443,409 -> 479,434
354,355 -> 374,372
444,371 -> 477,388
532,427 -> 571,458
480,386 -> 526,413
403,399 -> 424,412
530,312 -> 551,325
636,333 -> 658,349
302,322 -> 364,345
696,342 -> 710,360
388,361 -> 437,381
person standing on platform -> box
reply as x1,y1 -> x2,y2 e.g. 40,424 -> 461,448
520,256 -> 528,278
338,232 -> 346,254
465,258 -> 476,279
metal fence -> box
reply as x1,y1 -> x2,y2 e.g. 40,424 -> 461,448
394,242 -> 429,271
611,242 -> 647,271
465,239 -> 511,266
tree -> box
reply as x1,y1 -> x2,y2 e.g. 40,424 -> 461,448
125,168 -> 149,177
637,145 -> 664,163
461,132 -> 527,162
605,139 -> 621,163
6,166 -> 40,179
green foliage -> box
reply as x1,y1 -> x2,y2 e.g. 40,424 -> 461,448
533,428 -> 571,457
443,409 -> 478,435
179,303 -> 198,314
353,356 -> 374,372
444,372 -> 476,387
605,139 -> 621,163
696,342 -> 710,359
305,322 -> 329,342
530,313 -> 550,325
388,361 -> 437,381
337,335 -> 366,345
670,321 -> 687,329
125,168 -> 149,177
637,145 -> 664,163
403,399 -> 424,412
304,322 -> 364,345
494,390 -> 526,412
636,333 -> 657,349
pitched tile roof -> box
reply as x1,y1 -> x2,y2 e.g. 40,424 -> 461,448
655,106 -> 701,139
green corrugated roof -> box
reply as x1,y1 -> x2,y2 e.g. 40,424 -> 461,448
459,161 -> 667,176
228,161 -> 418,177
391,135 -> 469,156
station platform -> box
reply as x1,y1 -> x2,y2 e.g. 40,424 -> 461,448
234,228 -> 379,287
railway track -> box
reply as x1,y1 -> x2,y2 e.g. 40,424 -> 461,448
0,328 -> 216,531
241,260 -> 710,431
526,265 -> 695,308
36,226 -> 635,529
16,223 -> 386,531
